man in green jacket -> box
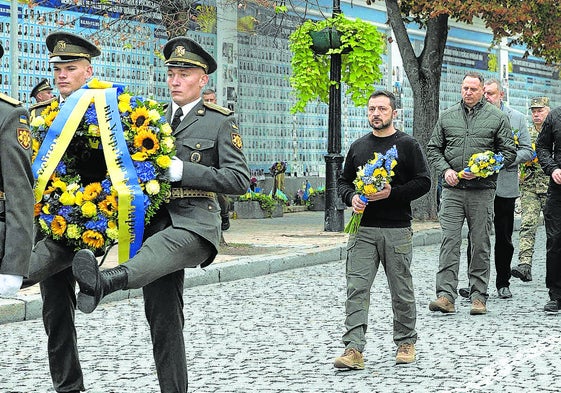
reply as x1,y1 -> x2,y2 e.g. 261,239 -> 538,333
427,71 -> 517,315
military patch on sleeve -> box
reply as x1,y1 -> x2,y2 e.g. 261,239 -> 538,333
231,132 -> 243,151
17,128 -> 31,150
19,115 -> 28,125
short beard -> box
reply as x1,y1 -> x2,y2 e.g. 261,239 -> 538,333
369,118 -> 392,131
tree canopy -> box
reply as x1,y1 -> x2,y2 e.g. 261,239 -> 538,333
393,0 -> 561,64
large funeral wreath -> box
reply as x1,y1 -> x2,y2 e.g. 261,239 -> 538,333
31,80 -> 175,258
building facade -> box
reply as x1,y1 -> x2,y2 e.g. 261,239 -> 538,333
1,0 -> 558,178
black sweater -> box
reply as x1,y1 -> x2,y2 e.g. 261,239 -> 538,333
337,130 -> 431,228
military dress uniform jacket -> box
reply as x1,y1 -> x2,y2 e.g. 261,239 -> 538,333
0,94 -> 34,276
164,100 -> 249,265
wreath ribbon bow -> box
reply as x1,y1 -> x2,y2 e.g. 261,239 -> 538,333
33,82 -> 145,262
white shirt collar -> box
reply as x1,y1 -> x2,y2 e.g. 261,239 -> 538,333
172,98 -> 201,120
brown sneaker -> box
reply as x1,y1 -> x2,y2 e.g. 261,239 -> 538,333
333,348 -> 364,370
428,296 -> 455,313
470,298 -> 487,315
395,343 -> 416,364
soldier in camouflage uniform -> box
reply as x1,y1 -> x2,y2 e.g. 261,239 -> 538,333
512,96 -> 551,282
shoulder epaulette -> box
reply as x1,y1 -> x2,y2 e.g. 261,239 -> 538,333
203,101 -> 233,116
29,96 -> 57,111
0,92 -> 22,107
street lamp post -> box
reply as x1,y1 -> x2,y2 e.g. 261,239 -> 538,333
324,0 -> 344,232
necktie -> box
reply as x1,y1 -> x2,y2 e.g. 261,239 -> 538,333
171,107 -> 183,130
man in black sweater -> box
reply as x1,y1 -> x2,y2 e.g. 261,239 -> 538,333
334,90 -> 431,368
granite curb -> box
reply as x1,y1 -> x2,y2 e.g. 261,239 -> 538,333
0,217 -> 523,325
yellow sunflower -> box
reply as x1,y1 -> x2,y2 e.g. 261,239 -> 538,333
43,110 -> 59,128
83,183 -> 103,201
51,215 -> 67,237
98,195 -> 118,217
130,106 -> 151,128
82,230 -> 104,249
134,129 -> 159,155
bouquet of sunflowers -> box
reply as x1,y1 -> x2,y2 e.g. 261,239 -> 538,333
344,145 -> 398,234
457,150 -> 504,179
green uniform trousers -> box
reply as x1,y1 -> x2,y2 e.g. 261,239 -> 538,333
436,187 -> 495,303
342,226 -> 417,352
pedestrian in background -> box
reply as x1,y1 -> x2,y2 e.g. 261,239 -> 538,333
511,96 -> 551,283
0,42 -> 34,296
427,72 -> 516,315
535,102 -> 561,313
458,78 -> 532,299
72,37 -> 249,391
203,88 -> 232,231
334,90 -> 430,368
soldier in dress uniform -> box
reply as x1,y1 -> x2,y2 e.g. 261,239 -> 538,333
0,42 -> 34,296
72,37 -> 250,391
23,32 -> 101,393
30,77 -> 54,104
512,96 -> 551,282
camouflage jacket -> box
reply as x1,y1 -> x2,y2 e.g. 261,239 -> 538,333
520,124 -> 549,194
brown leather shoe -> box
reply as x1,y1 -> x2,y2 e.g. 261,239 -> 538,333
428,296 -> 455,313
470,298 -> 487,315
396,343 -> 416,364
333,348 -> 364,370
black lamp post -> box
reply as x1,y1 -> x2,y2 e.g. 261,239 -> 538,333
323,0 -> 345,232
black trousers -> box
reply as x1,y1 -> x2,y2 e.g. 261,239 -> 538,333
544,190 -> 561,300
143,270 -> 188,393
493,196 -> 516,289
466,196 -> 515,290
40,267 -> 85,393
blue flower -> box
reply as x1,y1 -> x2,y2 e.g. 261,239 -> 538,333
84,105 -> 99,126
101,179 -> 112,194
40,214 -> 54,226
143,194 -> 151,209
85,216 -> 108,232
134,161 -> 157,182
57,205 -> 73,219
55,161 -> 67,175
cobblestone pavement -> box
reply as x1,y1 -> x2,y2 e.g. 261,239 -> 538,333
0,226 -> 559,393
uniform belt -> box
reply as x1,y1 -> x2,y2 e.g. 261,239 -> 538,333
0,191 -> 4,200
168,187 -> 216,199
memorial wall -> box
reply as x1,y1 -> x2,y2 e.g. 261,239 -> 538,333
0,1 -> 558,177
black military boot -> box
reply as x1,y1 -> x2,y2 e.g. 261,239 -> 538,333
511,263 -> 532,282
72,249 -> 128,314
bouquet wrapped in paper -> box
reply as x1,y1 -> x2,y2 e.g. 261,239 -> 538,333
457,150 -> 504,179
344,145 -> 398,234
